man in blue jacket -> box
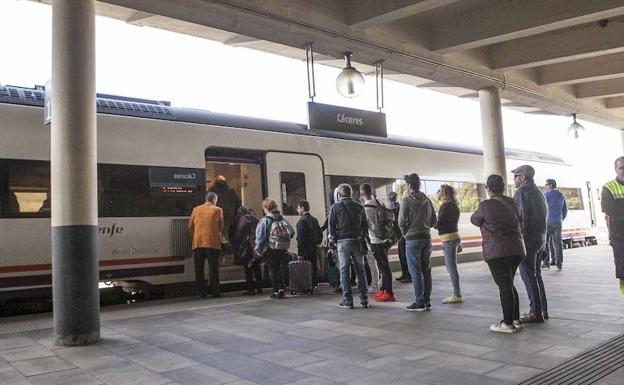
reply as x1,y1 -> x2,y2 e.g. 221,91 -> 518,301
542,179 -> 567,271
513,165 -> 548,323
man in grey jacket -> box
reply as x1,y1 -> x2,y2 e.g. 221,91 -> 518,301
361,183 -> 395,302
399,173 -> 437,312
513,165 -> 548,323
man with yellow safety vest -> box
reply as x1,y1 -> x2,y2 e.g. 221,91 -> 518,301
601,156 -> 624,295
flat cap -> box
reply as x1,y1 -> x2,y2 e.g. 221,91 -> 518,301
511,165 -> 535,178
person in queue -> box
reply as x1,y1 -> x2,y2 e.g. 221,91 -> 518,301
208,175 -> 242,239
254,198 -> 295,299
231,207 -> 263,296
296,200 -> 323,286
361,183 -> 396,302
389,191 -> 411,283
399,173 -> 437,312
542,178 -> 567,271
329,183 -> 370,309
513,165 -> 549,322
471,175 -> 526,333
435,184 -> 463,304
601,156 -> 624,295
188,192 -> 224,298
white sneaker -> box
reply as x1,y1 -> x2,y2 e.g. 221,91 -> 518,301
513,320 -> 523,330
490,321 -> 517,333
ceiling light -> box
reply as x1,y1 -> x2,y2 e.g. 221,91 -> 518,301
336,52 -> 365,98
568,113 -> 585,139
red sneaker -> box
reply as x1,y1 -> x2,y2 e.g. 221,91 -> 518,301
372,290 -> 385,299
375,292 -> 396,302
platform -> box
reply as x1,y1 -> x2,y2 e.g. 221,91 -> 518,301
0,245 -> 622,385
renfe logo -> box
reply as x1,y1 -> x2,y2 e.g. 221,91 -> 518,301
173,173 -> 196,180
99,223 -> 124,238
336,113 -> 363,126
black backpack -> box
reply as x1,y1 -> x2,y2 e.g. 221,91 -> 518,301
232,210 -> 259,265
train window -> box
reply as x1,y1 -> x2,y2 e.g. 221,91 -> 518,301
422,180 -> 479,212
0,159 -> 50,218
326,175 -> 402,209
509,185 -> 583,211
560,187 -> 584,210
280,172 -> 306,215
98,164 -> 205,217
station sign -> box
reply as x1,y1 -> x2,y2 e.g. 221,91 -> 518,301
307,102 -> 387,137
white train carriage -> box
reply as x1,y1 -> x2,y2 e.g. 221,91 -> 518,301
0,84 -> 597,300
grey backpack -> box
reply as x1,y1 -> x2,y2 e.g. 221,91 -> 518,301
268,219 -> 291,250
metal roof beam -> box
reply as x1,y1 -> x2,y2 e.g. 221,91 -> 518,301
347,0 -> 459,29
502,102 -> 528,108
419,81 -> 458,88
576,78 -> 624,99
223,34 -> 261,46
488,20 -> 624,71
431,0 -> 624,54
537,52 -> 624,86
126,10 -> 155,25
606,96 -> 624,109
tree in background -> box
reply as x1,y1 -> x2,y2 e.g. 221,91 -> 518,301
456,183 -> 479,212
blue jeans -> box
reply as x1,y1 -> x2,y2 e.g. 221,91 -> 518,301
519,240 -> 548,314
405,238 -> 432,304
337,239 -> 368,305
546,222 -> 563,268
442,239 -> 461,297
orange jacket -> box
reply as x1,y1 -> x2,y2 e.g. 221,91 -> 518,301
188,203 -> 224,250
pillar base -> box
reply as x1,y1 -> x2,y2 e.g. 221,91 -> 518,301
54,331 -> 100,346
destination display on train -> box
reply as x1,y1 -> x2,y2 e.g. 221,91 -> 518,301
307,102 -> 387,137
148,166 -> 205,193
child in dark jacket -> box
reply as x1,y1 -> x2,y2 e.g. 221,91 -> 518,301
296,200 -> 322,286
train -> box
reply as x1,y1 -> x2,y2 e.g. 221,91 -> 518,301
0,84 -> 598,303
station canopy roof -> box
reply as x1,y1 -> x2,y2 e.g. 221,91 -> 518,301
36,0 -> 624,129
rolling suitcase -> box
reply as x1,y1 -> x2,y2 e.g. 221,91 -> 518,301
288,257 -> 314,295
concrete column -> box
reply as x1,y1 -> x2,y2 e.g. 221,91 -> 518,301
51,0 -> 100,346
479,87 -> 507,183
620,129 -> 624,153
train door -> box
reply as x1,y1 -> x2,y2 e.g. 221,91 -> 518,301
586,181 -> 597,227
203,148 -> 265,283
264,152 -> 326,241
